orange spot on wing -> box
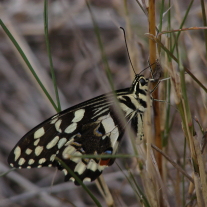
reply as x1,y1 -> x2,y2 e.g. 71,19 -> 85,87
100,159 -> 111,166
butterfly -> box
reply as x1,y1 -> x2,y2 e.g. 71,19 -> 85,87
8,74 -> 152,185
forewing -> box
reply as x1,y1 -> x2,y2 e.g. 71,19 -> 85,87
8,94 -> 124,185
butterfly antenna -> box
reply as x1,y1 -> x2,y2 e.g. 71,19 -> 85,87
120,27 -> 136,75
137,62 -> 156,76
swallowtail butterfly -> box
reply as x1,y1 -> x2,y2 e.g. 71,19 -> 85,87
8,74 -> 151,185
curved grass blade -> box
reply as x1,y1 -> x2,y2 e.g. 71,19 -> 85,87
44,0 -> 61,112
0,19 -> 58,112
55,157 -> 102,207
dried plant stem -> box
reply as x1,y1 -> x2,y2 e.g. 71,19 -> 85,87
151,144 -> 194,183
95,176 -> 114,207
145,92 -> 159,207
148,0 -> 162,177
169,47 -> 207,206
193,136 -> 207,206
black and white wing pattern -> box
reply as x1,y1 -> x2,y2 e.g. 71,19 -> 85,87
8,75 -> 150,185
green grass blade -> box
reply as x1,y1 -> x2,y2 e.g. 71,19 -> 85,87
116,163 -> 151,207
0,168 -> 16,177
86,0 -> 114,91
129,172 -> 151,207
44,0 -> 61,112
55,157 -> 102,207
171,0 -> 194,53
0,19 -> 58,112
158,0 -> 165,33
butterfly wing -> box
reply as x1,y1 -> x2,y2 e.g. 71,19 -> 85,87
8,75 -> 150,185
8,93 -> 126,185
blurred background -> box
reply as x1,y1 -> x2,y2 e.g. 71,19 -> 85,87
0,0 -> 206,206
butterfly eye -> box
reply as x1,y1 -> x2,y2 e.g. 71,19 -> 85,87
139,78 -> 147,86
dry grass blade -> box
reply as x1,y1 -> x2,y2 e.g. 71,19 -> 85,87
0,163 -> 63,206
151,144 -> 194,184
95,175 -> 114,207
150,149 -> 170,207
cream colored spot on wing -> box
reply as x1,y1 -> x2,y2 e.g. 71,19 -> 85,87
83,177 -> 91,182
58,138 -> 67,149
62,145 -> 76,159
101,115 -> 115,134
37,165 -> 42,168
27,166 -> 31,169
25,148 -> 32,155
34,139 -> 40,146
52,114 -> 58,119
65,137 -> 75,146
14,146 -> 21,161
35,146 -> 43,156
34,127 -> 45,139
92,108 -> 109,119
94,106 -> 105,114
28,159 -> 35,165
55,119 -> 62,133
74,161 -> 86,175
87,160 -> 98,172
70,177 -> 75,182
72,109 -> 85,122
70,151 -> 82,163
10,163 -> 14,167
46,136 -> 59,149
97,113 -> 110,121
50,154 -> 56,162
64,123 -> 77,134
102,135 -> 107,140
39,158 -> 46,164
50,117 -> 58,124
18,158 -> 26,166
62,169 -> 68,175
98,164 -> 107,171
110,127 -> 119,146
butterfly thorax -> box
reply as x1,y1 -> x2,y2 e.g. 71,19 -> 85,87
118,75 -> 149,114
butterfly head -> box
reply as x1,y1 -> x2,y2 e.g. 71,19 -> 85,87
131,75 -> 149,95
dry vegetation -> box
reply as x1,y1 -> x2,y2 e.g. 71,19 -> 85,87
0,0 -> 207,207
